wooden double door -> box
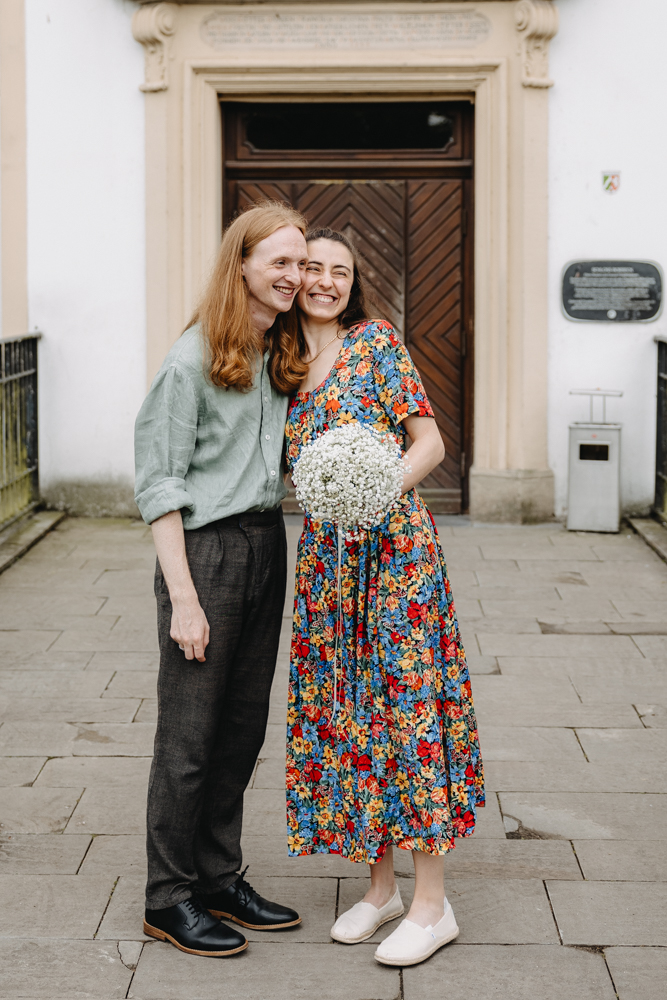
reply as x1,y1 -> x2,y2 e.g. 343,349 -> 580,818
223,102 -> 474,512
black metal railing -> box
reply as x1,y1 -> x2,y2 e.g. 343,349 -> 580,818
0,333 -> 40,529
655,336 -> 667,523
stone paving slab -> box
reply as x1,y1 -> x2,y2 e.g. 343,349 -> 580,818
0,697 -> 140,723
0,757 -> 45,786
631,634 -> 667,658
612,599 -> 667,621
34,757 -> 151,788
97,877 -> 151,942
499,792 -> 667,840
0,651 -> 93,670
576,728 -> 667,763
547,880 -> 667,946
1,612 -> 119,632
79,836 -> 146,879
258,723 -> 289,759
573,840 -> 667,881
477,633 -> 642,659
605,946 -> 667,1000
465,652 -> 499,674
65,784 -> 147,836
0,835 -> 90,874
0,670 -> 113,697
0,721 -> 79,756
485,760 -> 667,793
498,655 -> 667,680
476,726 -> 585,761
480,597 -> 621,619
51,628 -> 159,654
574,674 -> 667,704
0,786 -> 83,834
88,653 -> 160,672
468,794 -> 506,838
70,724 -> 156,757
103,672 -> 158,700
134,700 -> 157,723
476,700 -> 641,729
129,941 -> 400,1000
0,938 -> 134,999
636,703 -> 667,727
0,874 -> 116,938
0,630 -> 61,654
402,944 -> 616,1000
441,839 -> 582,880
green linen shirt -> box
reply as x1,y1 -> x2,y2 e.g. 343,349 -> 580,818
134,326 -> 289,528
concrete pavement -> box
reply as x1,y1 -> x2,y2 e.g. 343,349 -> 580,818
0,515 -> 665,998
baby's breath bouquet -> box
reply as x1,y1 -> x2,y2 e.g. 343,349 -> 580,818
293,421 -> 408,717
292,421 -> 408,534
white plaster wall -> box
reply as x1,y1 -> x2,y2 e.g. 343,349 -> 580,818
549,0 -> 667,517
26,0 -> 145,507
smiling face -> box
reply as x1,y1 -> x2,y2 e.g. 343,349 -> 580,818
297,239 -> 355,323
241,225 -> 308,323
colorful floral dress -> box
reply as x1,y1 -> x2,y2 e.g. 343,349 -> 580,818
285,320 -> 484,864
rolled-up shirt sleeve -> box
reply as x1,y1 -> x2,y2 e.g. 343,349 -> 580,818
134,364 -> 199,525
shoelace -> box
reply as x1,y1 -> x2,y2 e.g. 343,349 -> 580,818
182,897 -> 204,927
232,866 -> 257,909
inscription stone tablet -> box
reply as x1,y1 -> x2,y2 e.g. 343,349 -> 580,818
562,260 -> 663,322
200,10 -> 491,51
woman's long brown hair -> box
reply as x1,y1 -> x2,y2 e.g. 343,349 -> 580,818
189,201 -> 309,394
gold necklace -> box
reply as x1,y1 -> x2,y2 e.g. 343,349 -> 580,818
306,329 -> 344,364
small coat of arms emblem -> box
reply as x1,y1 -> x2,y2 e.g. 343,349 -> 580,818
602,172 -> 620,193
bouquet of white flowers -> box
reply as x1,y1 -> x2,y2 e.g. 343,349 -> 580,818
292,421 -> 407,532
292,421 -> 409,718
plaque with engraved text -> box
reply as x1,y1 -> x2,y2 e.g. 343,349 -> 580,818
562,260 -> 663,322
201,10 -> 491,51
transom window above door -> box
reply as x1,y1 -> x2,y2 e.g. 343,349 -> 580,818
224,101 -> 471,161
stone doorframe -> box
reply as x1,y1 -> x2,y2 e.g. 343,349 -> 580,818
132,0 -> 559,522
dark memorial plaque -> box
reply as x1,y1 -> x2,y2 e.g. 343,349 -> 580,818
562,260 -> 662,322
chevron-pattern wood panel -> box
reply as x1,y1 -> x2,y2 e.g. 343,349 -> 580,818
406,180 -> 464,495
231,181 -> 294,215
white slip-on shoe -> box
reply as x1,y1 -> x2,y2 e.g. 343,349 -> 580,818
330,886 -> 404,944
374,897 -> 459,966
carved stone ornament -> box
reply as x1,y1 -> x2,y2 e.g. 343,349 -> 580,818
132,3 -> 176,92
515,0 -> 559,88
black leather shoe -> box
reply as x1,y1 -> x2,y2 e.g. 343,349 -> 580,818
203,868 -> 301,930
144,897 -> 248,957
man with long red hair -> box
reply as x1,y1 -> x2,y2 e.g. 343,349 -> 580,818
134,203 -> 309,957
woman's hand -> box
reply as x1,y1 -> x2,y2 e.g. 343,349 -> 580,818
401,415 -> 446,493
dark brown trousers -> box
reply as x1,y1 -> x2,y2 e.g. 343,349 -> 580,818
145,509 -> 287,909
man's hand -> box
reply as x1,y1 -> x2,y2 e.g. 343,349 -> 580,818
170,595 -> 210,662
151,511 -> 210,663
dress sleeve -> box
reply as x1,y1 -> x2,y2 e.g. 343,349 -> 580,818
134,364 -> 198,525
370,322 -> 435,426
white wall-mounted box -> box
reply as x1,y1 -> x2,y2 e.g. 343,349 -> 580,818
567,423 -> 621,532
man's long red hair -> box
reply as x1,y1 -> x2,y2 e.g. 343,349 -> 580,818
189,202 -> 309,394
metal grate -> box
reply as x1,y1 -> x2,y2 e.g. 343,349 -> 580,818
655,338 -> 667,522
0,334 -> 41,529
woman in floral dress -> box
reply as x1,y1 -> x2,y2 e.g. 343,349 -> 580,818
285,228 -> 484,967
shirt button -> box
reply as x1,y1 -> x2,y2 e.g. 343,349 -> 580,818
264,396 -> 269,403
265,434 -> 270,440
270,470 -> 276,476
